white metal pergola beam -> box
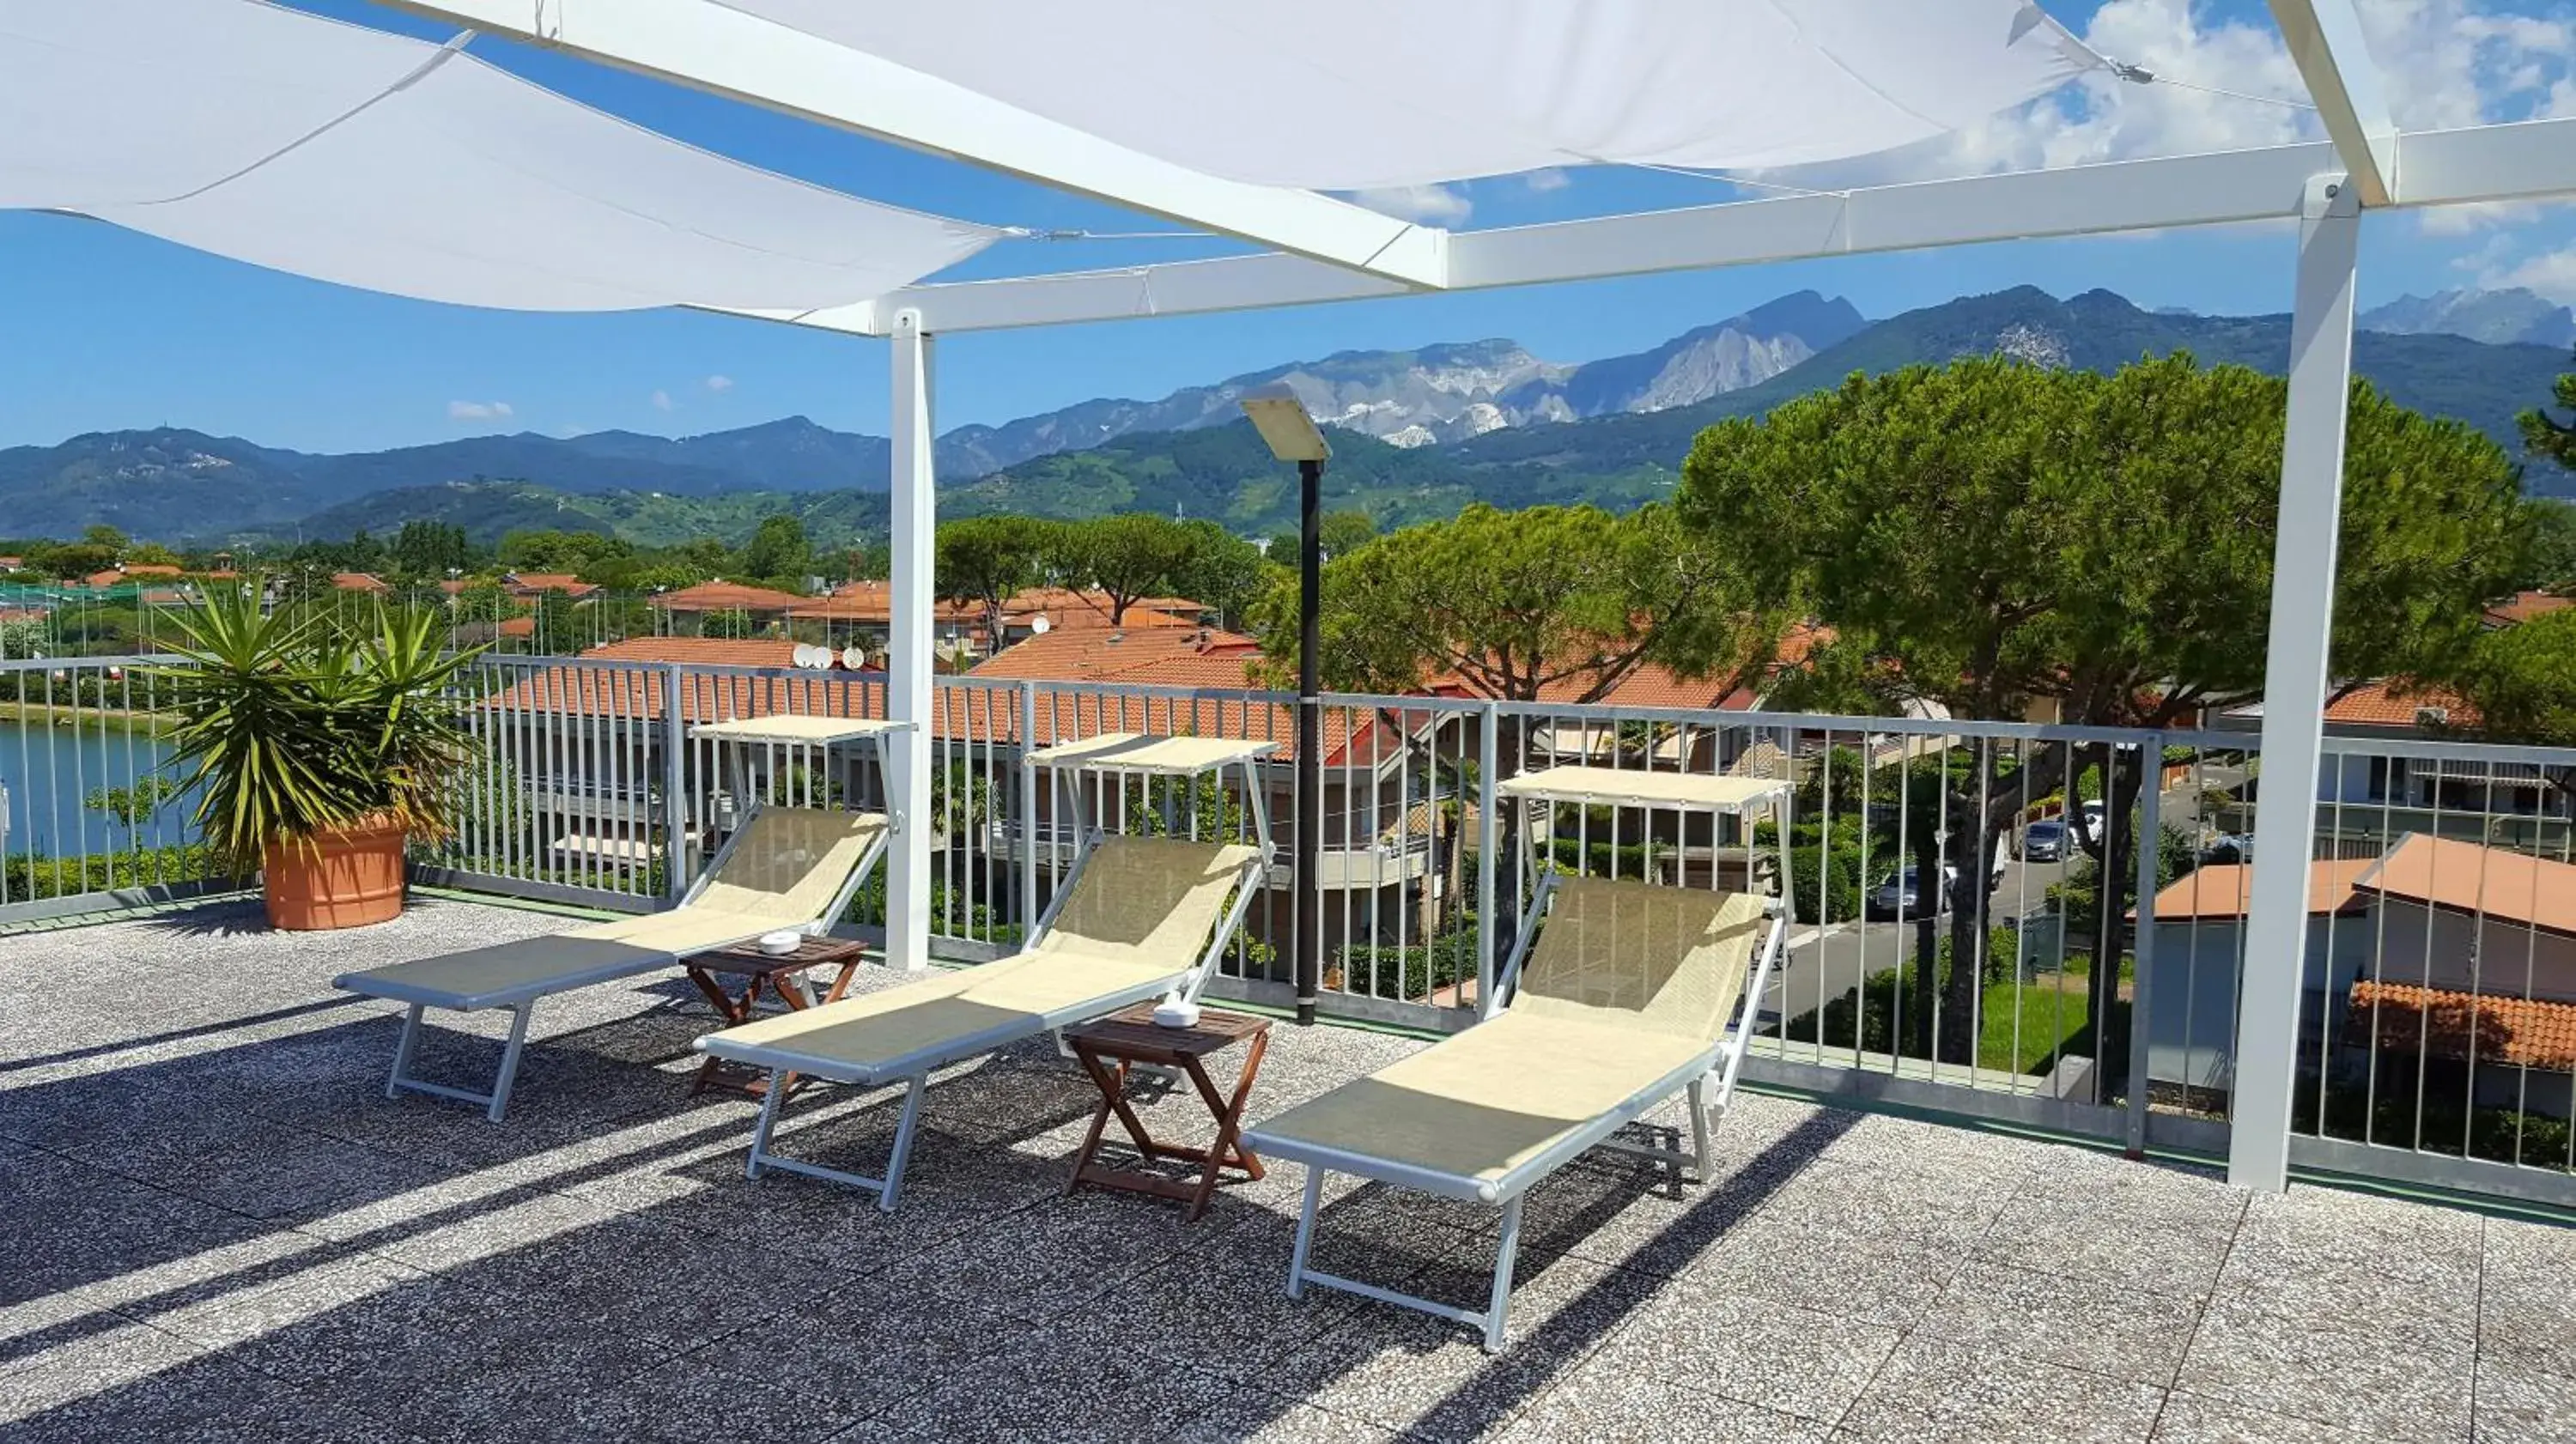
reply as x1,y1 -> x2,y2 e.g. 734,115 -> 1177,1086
2268,0 -> 2400,204
376,0 -> 1449,289
805,117 -> 2576,336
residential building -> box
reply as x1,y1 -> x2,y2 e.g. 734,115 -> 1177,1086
2140,857 -> 2378,1095
2142,834 -> 2576,1119
648,580 -> 805,634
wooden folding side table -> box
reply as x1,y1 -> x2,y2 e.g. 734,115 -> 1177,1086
682,936 -> 869,1098
1061,1004 -> 1270,1221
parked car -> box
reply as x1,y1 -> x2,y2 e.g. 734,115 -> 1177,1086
2020,819 -> 2067,862
1867,864 -> 1953,920
2198,832 -> 2254,865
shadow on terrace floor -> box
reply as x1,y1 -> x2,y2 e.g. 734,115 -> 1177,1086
11,896 -> 2545,1443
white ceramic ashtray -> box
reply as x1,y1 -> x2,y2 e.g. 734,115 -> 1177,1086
1151,998 -> 1202,1029
756,931 -> 802,956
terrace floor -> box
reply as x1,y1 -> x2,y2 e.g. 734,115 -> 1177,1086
2,897 -> 2567,1444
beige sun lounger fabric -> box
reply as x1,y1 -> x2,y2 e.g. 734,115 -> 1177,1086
333,807 -> 886,1122
1249,878 -> 1767,1198
337,808 -> 886,1011
702,836 -> 1261,1083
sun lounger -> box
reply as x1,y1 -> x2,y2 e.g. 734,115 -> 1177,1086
696,834 -> 1265,1210
336,806 -> 889,1120
1246,874 -> 1784,1350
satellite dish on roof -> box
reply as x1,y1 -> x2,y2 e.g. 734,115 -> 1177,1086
791,643 -> 826,669
1030,615 -> 1052,634
841,646 -> 867,670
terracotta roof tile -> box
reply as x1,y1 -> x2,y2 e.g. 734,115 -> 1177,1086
649,580 -> 805,612
2324,679 -> 2479,729
2138,859 -> 2376,922
332,572 -> 391,593
2348,982 -> 2576,1071
2486,590 -> 2573,627
2354,834 -> 2576,937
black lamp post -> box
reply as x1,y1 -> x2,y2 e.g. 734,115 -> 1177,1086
1240,385 -> 1331,1026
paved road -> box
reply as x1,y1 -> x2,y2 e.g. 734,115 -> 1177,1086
1758,851 -> 2071,1022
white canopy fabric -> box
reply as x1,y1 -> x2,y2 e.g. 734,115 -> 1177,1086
720,0 -> 2100,190
0,0 -> 998,312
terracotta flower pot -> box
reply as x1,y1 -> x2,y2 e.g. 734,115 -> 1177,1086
264,815 -> 409,931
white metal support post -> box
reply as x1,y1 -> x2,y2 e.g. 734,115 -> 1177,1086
885,310 -> 936,971
2230,173 -> 2360,1192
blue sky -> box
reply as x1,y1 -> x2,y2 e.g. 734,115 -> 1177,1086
2,0 -> 2571,454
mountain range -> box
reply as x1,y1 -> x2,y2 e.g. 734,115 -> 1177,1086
3,284 -> 2569,547
2359,286 -> 2576,350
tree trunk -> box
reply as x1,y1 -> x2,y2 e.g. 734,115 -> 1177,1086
1909,830 -> 1943,1061
2087,745 -> 2150,1107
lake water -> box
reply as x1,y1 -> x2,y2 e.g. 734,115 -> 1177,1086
0,721 -> 197,858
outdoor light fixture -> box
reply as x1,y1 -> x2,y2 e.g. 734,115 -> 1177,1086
1240,382 -> 1331,464
1240,383 -> 1329,1027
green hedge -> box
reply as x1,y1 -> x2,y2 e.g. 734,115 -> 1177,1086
3,845 -> 216,901
1339,930 -> 1477,1003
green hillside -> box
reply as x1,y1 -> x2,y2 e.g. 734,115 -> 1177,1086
277,479 -> 892,549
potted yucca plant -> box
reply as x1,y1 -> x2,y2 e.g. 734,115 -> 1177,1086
159,587 -> 483,930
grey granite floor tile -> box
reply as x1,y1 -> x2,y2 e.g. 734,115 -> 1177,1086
2148,1392 -> 2360,1444
2477,1216 -> 2576,1376
1753,1155 -> 2026,1251
2176,1294 -> 2472,1444
1680,1211 -> 1964,1329
2471,1356 -> 2576,1444
1836,1332 -> 2166,1444
880,1319 -> 1229,1444
683,1275 -> 1028,1423
1972,1204 -> 2239,1300
1584,1281 -> 1899,1423
1499,1365 -> 1830,1444
1261,1254 -> 1662,1443
871,1186 -> 1242,1324
1171,1393 -> 1405,1443
0,1319 -> 213,1423
1106,1214 -> 1386,1384
1917,1257 -> 2206,1386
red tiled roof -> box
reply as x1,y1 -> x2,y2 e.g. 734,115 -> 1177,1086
506,573 -> 599,598
333,572 -> 391,593
481,629 -> 1390,764
2486,590 -> 2573,628
2138,859 -> 2377,923
123,563 -> 181,578
2354,834 -> 2576,938
997,587 -> 1199,633
2324,679 -> 2479,730
650,580 -> 804,612
1426,622 -> 1829,709
788,581 -> 977,625
969,625 -> 1261,686
2348,983 -> 2576,1071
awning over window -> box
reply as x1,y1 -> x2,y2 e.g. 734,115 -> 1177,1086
720,0 -> 2099,189
0,0 -> 999,312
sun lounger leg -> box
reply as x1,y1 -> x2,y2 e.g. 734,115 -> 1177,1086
1287,1168 -> 1326,1300
486,1004 -> 534,1123
1687,1077 -> 1714,1183
387,1004 -> 426,1100
878,1074 -> 928,1213
746,1077 -> 787,1180
1482,1197 -> 1525,1352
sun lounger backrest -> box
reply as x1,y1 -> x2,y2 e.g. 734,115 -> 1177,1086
1512,877 -> 1767,1042
690,808 -> 885,921
1035,836 -> 1261,967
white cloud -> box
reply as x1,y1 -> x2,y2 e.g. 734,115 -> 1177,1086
702,373 -> 735,393
1521,167 -> 1571,195
650,389 -> 674,412
447,400 -> 513,421
1348,183 -> 1473,226
2482,238 -> 2576,302
1768,0 -> 2569,195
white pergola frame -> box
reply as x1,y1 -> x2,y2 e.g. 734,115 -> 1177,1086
378,0 -> 2576,1192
